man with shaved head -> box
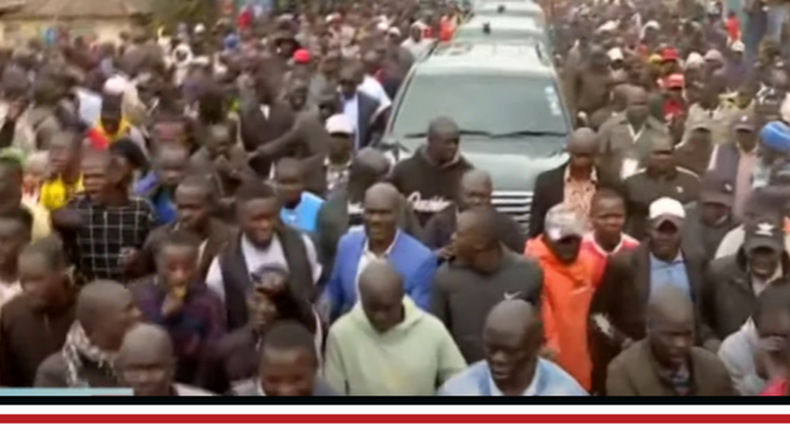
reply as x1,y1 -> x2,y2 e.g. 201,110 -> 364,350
36,279 -> 140,387
423,169 -> 525,257
324,260 -> 465,395
390,116 -> 473,224
117,323 -> 213,396
440,300 -> 587,396
315,147 -> 421,270
606,286 -> 733,396
322,182 -> 436,321
529,127 -> 622,239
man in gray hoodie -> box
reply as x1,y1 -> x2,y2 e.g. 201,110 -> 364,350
718,286 -> 790,395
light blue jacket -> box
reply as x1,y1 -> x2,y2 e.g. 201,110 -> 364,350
439,359 -> 588,396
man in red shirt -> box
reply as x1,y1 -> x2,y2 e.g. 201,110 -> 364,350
725,11 -> 741,44
581,189 -> 639,288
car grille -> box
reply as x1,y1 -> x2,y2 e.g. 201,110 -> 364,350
492,191 -> 533,232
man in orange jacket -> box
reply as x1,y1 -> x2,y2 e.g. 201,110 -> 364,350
525,203 -> 596,390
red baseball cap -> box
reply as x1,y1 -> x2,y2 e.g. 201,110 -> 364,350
661,48 -> 679,62
293,49 -> 310,64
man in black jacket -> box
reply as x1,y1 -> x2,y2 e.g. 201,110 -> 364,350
681,173 -> 740,261
623,137 -> 701,239
423,169 -> 524,257
529,128 -> 621,239
1,237 -> 74,387
700,212 -> 790,353
315,148 -> 420,271
240,72 -> 296,178
338,65 -> 383,151
204,181 -> 321,330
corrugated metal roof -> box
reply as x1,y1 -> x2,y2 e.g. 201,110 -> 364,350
2,0 -> 151,18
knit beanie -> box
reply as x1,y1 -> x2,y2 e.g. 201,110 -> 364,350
760,121 -> 790,154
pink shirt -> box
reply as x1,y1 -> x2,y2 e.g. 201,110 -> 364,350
760,379 -> 787,396
581,233 -> 640,288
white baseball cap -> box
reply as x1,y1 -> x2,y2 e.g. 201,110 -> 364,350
103,76 -> 127,96
607,47 -> 624,62
649,197 -> 685,227
326,114 -> 354,136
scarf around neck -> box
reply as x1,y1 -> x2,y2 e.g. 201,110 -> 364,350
62,322 -> 117,388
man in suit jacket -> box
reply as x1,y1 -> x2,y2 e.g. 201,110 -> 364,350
240,73 -> 296,177
588,197 -> 710,395
529,128 -> 622,239
597,87 -> 670,179
338,65 -> 384,150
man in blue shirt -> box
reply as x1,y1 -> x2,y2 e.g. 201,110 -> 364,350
647,197 -> 691,300
135,145 -> 190,225
439,300 -> 587,396
274,158 -> 324,234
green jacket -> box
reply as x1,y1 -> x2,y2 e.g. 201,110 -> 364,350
323,297 -> 467,395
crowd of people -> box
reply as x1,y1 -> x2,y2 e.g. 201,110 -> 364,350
0,0 -> 789,397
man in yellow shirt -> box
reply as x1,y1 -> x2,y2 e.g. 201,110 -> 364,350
0,153 -> 50,240
40,131 -> 83,211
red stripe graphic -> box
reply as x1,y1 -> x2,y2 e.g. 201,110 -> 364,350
0,415 -> 788,424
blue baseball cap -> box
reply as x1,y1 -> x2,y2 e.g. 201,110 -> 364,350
760,121 -> 790,153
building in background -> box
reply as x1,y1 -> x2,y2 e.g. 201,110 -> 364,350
0,0 -> 152,45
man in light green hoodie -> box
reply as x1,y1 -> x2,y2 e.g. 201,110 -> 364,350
323,260 -> 467,395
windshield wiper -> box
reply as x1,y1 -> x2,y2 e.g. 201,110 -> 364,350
490,130 -> 567,138
403,130 -> 494,139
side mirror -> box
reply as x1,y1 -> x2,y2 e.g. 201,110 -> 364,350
376,137 -> 405,154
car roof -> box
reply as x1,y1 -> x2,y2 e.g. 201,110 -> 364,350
416,42 -> 554,75
474,1 -> 543,14
459,15 -> 543,31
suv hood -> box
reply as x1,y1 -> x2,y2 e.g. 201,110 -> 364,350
462,150 -> 567,190
392,137 -> 567,191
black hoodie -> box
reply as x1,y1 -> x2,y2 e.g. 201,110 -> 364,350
389,147 -> 473,225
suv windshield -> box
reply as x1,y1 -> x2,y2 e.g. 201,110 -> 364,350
391,73 -> 568,140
